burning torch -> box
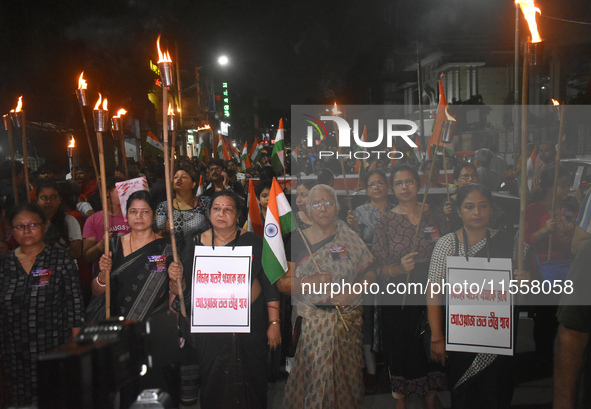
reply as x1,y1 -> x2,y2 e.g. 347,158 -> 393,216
157,34 -> 186,317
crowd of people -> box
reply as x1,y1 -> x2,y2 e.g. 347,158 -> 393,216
0,141 -> 589,408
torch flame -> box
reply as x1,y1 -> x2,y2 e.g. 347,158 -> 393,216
102,98 -> 108,111
94,93 -> 102,110
444,106 -> 457,122
168,103 -> 174,116
331,102 -> 341,115
156,35 -> 172,63
551,99 -> 560,106
197,124 -> 211,131
515,0 -> 542,43
10,96 -> 23,113
113,109 -> 127,118
78,72 -> 87,90
440,72 -> 444,78
68,136 -> 75,148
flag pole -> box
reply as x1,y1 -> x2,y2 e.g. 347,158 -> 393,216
547,103 -> 565,262
401,119 -> 443,309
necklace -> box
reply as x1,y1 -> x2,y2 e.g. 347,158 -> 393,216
16,248 -> 41,264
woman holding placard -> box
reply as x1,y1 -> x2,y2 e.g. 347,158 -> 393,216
427,183 -> 529,408
169,189 -> 280,409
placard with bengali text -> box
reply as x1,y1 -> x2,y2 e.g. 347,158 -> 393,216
190,245 -> 252,333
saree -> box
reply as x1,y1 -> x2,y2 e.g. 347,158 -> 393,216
86,236 -> 171,322
283,220 -> 375,409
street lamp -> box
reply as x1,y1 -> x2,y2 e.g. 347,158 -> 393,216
217,55 -> 229,66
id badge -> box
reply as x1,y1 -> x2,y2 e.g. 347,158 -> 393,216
422,226 -> 441,242
148,255 -> 167,273
329,246 -> 350,261
31,269 -> 53,287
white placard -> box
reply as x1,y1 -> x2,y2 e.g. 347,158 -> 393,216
115,176 -> 149,221
190,245 -> 252,333
446,256 -> 514,356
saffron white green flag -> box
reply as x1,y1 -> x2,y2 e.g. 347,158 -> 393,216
262,177 -> 297,283
270,118 -> 285,172
146,131 -> 164,157
216,136 -> 224,159
196,134 -> 206,161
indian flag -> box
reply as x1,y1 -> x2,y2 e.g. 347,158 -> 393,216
146,131 -> 164,157
196,134 -> 206,162
241,141 -> 252,170
196,175 -> 204,196
262,177 -> 297,283
270,118 -> 285,172
216,136 -> 224,159
251,142 -> 263,164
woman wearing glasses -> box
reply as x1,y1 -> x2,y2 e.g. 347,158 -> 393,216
0,203 -> 83,407
373,164 -> 449,409
281,184 -> 376,409
346,169 -> 394,393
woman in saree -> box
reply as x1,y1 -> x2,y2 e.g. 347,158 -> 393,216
168,189 -> 281,409
427,183 -> 530,408
372,164 -> 449,409
278,184 -> 377,409
90,190 -> 173,406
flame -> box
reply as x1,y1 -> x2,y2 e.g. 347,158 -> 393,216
102,98 -> 108,111
78,72 -> 87,90
331,102 -> 341,115
113,109 -> 127,118
10,96 -> 23,113
440,72 -> 444,78
197,124 -> 211,131
68,136 -> 75,148
156,35 -> 172,63
167,103 -> 174,116
551,99 -> 560,106
94,93 -> 102,110
444,106 -> 456,122
515,0 -> 542,43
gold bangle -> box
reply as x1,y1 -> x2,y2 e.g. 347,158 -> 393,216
269,319 -> 281,325
388,264 -> 397,277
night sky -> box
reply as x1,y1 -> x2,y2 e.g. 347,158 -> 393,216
0,0 -> 589,162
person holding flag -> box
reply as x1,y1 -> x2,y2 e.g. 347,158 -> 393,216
277,184 -> 377,408
170,189 -> 280,409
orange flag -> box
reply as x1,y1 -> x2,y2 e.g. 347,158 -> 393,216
428,80 -> 448,157
246,180 -> 264,236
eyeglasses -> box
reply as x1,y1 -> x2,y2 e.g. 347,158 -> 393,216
368,180 -> 386,189
13,223 -> 42,231
393,179 -> 415,189
459,174 -> 478,181
310,200 -> 336,210
208,166 -> 223,172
